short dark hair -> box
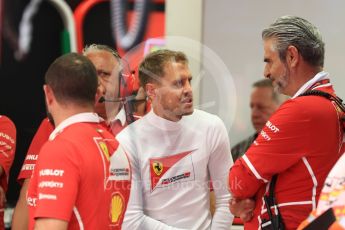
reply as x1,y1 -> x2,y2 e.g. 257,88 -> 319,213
139,49 -> 188,87
45,53 -> 98,106
262,15 -> 324,67
252,79 -> 280,103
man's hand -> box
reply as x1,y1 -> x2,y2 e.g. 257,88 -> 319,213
229,197 -> 255,222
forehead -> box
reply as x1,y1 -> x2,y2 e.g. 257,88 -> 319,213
263,38 -> 278,54
162,62 -> 190,79
86,50 -> 119,69
251,87 -> 274,102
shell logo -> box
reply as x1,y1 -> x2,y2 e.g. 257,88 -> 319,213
110,193 -> 124,224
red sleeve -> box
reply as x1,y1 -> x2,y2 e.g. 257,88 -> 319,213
229,100 -> 311,198
0,115 -> 16,192
17,118 -> 54,182
32,139 -> 80,221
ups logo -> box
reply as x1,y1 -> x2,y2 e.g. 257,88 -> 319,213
152,161 -> 163,176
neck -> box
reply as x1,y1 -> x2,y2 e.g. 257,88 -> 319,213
52,105 -> 94,127
105,102 -> 121,123
288,65 -> 322,96
153,105 -> 181,122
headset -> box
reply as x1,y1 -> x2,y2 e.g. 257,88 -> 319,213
90,44 -> 149,124
99,56 -> 147,125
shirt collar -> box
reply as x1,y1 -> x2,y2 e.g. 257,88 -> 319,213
146,109 -> 182,131
49,112 -> 101,140
292,71 -> 330,99
109,106 -> 126,127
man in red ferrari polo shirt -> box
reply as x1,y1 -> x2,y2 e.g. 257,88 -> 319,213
12,44 -> 132,229
229,15 -> 344,230
26,53 -> 121,229
0,115 -> 16,230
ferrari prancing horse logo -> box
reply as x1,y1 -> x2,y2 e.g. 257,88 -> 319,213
152,161 -> 163,176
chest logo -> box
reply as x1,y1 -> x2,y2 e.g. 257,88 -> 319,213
99,141 -> 110,161
110,193 -> 124,225
149,150 -> 195,191
152,161 -> 163,176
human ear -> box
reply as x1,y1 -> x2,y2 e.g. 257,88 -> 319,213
43,85 -> 54,106
286,45 -> 299,68
145,83 -> 157,100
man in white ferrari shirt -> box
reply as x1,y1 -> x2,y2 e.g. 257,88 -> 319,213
116,49 -> 235,229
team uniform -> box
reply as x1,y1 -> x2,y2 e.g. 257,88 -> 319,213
0,115 -> 16,230
117,109 -> 233,230
109,107 -> 128,135
17,118 -> 54,182
298,151 -> 345,229
229,71 -> 344,229
27,113 -> 131,229
18,108 -> 127,183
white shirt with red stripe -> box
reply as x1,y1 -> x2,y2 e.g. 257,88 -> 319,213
117,109 -> 233,230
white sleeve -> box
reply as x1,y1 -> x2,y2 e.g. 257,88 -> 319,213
120,143 -> 187,230
208,117 -> 234,230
